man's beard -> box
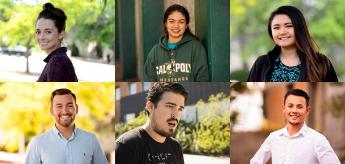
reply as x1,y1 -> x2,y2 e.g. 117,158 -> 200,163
153,117 -> 179,138
58,113 -> 74,127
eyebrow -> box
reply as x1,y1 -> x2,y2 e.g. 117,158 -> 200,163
36,28 -> 54,31
55,102 -> 74,105
272,22 -> 293,27
166,102 -> 184,109
167,18 -> 186,21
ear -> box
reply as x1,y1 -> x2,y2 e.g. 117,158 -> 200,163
58,31 -> 65,40
281,104 -> 285,112
145,101 -> 154,114
75,104 -> 79,114
50,106 -> 53,115
306,105 -> 311,113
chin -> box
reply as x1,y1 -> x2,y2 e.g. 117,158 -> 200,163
289,121 -> 302,125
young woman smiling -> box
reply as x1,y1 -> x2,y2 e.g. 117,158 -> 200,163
247,5 -> 338,82
143,4 -> 209,82
36,3 -> 77,82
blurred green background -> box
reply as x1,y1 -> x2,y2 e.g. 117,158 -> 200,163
0,0 -> 115,81
230,0 -> 345,81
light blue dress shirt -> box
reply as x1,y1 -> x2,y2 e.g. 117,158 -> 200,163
25,125 -> 108,164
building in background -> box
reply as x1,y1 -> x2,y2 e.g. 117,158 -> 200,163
116,82 -> 229,123
230,82 -> 345,163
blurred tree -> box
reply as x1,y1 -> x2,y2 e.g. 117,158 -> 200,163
0,0 -> 113,74
0,82 -> 115,152
71,0 -> 115,52
230,0 -> 345,81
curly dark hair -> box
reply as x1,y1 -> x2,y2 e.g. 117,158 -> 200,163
146,82 -> 188,114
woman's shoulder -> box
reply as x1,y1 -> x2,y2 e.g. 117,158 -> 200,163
254,54 -> 270,64
316,53 -> 333,64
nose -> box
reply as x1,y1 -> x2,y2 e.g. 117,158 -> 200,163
37,33 -> 45,40
291,107 -> 298,113
173,22 -> 179,28
61,106 -> 69,114
279,27 -> 288,35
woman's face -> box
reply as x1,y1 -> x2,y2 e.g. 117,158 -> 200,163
36,18 -> 64,54
271,14 -> 296,49
165,11 -> 187,42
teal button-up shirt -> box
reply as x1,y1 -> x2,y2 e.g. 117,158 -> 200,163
25,125 -> 108,164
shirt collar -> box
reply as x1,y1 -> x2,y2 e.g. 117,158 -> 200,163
43,47 -> 67,63
280,123 -> 309,138
53,124 -> 78,141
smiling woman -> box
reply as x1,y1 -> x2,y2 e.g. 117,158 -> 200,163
143,4 -> 209,82
35,3 -> 78,82
247,5 -> 338,82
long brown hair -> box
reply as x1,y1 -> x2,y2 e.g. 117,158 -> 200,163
268,5 -> 330,81
163,4 -> 199,40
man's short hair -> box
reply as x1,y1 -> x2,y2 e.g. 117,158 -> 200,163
145,82 -> 188,115
284,89 -> 310,106
51,88 -> 76,104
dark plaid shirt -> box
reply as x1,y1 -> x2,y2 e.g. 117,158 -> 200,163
37,47 -> 78,82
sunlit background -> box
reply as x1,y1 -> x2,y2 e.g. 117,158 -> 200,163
0,0 -> 115,82
0,82 -> 115,163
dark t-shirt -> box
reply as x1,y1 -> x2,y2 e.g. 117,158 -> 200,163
115,127 -> 184,164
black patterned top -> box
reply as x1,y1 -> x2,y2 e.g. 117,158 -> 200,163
270,57 -> 301,82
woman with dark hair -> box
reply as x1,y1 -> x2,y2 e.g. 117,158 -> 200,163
247,5 -> 338,82
36,3 -> 77,82
143,4 -> 209,82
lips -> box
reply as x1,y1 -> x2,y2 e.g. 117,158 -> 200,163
289,114 -> 299,120
39,42 -> 49,47
59,113 -> 72,119
279,36 -> 290,40
167,118 -> 178,128
168,122 -> 176,128
61,115 -> 71,119
171,29 -> 180,33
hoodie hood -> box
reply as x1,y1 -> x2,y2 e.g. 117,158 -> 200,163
159,33 -> 196,50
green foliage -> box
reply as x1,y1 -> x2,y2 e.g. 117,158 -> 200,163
115,93 -> 230,156
115,111 -> 148,138
175,93 -> 230,156
230,69 -> 250,82
0,0 -> 114,51
230,0 -> 345,80
174,121 -> 195,153
0,83 -> 115,152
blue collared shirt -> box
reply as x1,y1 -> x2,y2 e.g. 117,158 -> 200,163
24,125 -> 108,164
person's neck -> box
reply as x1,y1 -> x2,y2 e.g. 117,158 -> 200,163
287,122 -> 304,137
280,47 -> 300,66
168,36 -> 182,43
46,45 -> 61,55
143,121 -> 166,143
55,123 -> 75,140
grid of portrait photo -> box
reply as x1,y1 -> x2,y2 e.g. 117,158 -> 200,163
0,0 -> 232,164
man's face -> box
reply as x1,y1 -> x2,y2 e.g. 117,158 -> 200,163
147,91 -> 185,138
51,94 -> 78,128
282,95 -> 310,126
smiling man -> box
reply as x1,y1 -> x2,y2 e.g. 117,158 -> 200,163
115,82 -> 188,164
250,89 -> 340,164
25,88 -> 107,164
